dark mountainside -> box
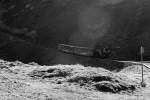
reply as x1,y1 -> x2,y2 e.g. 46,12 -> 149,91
0,0 -> 150,67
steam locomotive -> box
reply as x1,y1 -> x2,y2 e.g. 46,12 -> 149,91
58,44 -> 111,59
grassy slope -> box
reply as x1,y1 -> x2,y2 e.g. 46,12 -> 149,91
0,59 -> 150,100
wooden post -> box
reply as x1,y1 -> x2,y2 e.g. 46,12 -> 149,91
140,46 -> 146,87
140,46 -> 144,82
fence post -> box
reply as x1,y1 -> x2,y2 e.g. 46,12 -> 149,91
140,46 -> 146,87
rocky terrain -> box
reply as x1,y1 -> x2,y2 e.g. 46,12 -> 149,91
0,59 -> 150,100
